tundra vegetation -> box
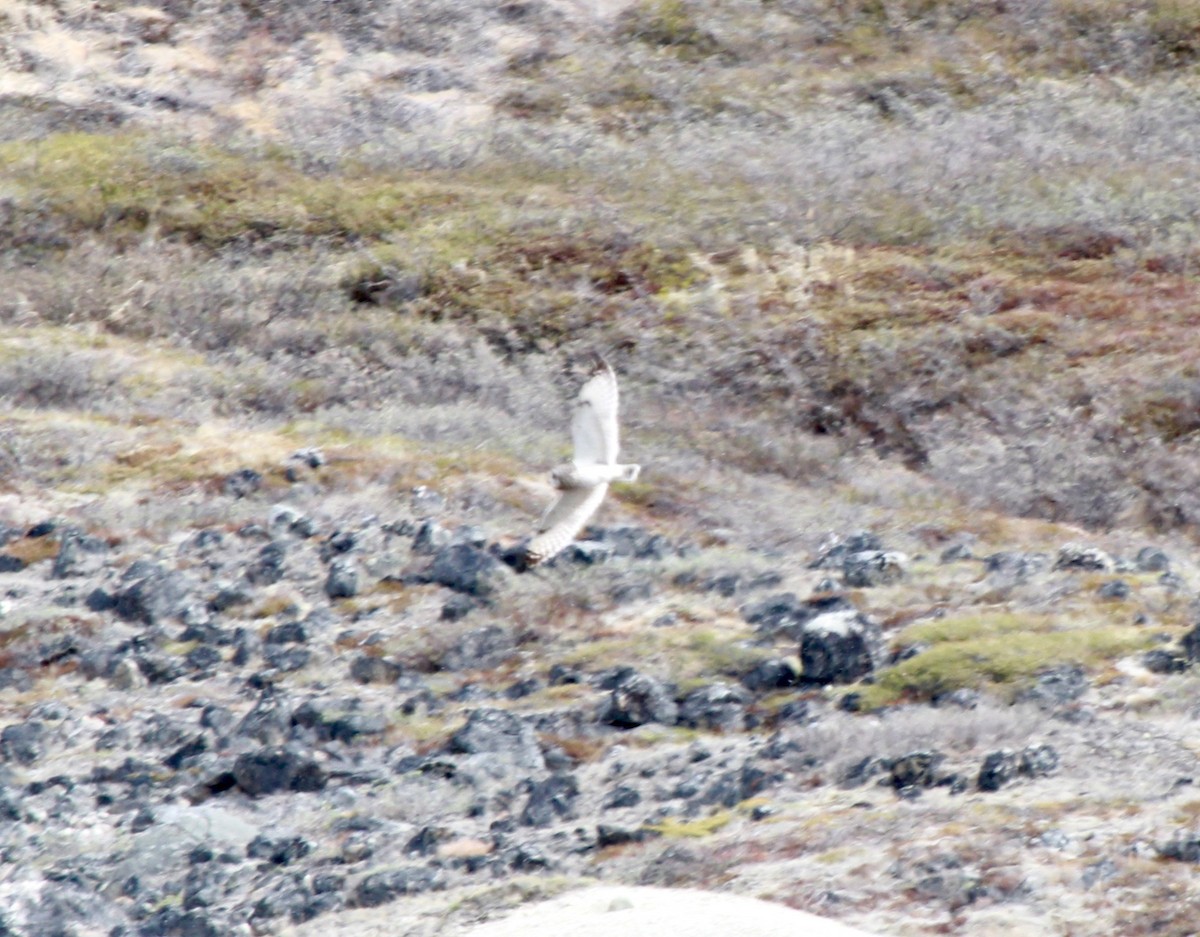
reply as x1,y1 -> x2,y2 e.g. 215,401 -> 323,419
3,1 -> 1200,935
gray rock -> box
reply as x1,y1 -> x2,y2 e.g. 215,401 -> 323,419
520,773 -> 580,827
50,530 -> 109,578
324,559 -> 359,599
741,657 -> 799,692
429,543 -> 506,598
1144,648 -> 1188,674
292,699 -> 388,743
232,746 -> 327,796
977,750 -> 1018,791
677,682 -> 749,732
1135,546 -> 1171,572
1054,543 -> 1113,572
1097,579 -> 1130,600
983,551 -> 1048,582
114,561 -> 192,626
890,751 -> 944,792
798,609 -> 884,685
810,531 -> 883,569
245,542 -> 286,586
1159,830 -> 1200,862
600,671 -> 678,729
247,833 -> 312,865
440,624 -> 514,671
589,525 -> 672,560
1181,624 -> 1200,662
1,721 -> 44,765
351,867 -> 443,907
223,468 -> 262,498
446,708 -> 545,772
441,593 -> 477,621
263,645 -> 311,672
742,592 -> 854,641
349,654 -> 403,685
842,550 -> 907,587
412,520 -> 452,555
567,541 -> 613,565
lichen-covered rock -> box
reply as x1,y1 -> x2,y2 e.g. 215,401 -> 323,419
114,561 -> 192,626
350,867 -> 444,907
677,682 -> 750,732
599,671 -> 678,729
742,592 -> 854,641
446,708 -> 545,772
520,774 -> 580,827
842,550 -> 908,587
798,609 -> 884,685
428,543 -> 507,598
232,746 -> 327,796
1054,543 -> 1113,572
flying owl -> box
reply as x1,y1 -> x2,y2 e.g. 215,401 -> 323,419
524,356 -> 641,567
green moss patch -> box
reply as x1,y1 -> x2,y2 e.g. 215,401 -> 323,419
858,611 -> 1155,709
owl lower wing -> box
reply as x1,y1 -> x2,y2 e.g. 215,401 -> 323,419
527,484 -> 609,565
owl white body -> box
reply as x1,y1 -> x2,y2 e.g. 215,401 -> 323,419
525,358 -> 641,566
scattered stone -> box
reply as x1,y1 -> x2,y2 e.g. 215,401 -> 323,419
1182,624 -> 1200,662
702,760 -> 782,807
977,750 -> 1019,791
223,468 -> 263,498
51,530 -> 109,578
292,699 -> 388,743
439,624 -> 514,671
1019,666 -> 1090,709
325,558 -> 360,599
567,541 -> 613,565
742,592 -> 854,641
232,747 -> 327,796
351,867 -> 443,907
1135,547 -> 1170,572
810,531 -> 883,569
446,708 -> 545,772
429,544 -> 507,598
890,751 -> 944,792
245,542 -> 287,586
599,671 -> 679,729
1143,648 -> 1188,674
1019,744 -> 1059,777
114,561 -> 192,626
677,683 -> 749,732
441,593 -> 477,621
939,543 -> 973,562
589,525 -> 672,560
349,654 -> 403,685
1054,543 -> 1113,572
842,550 -> 908,587
410,486 -> 445,516
602,784 -> 642,810
982,552 -> 1048,582
741,657 -> 799,692
247,834 -> 312,866
412,520 -> 452,555
798,609 -> 884,685
1097,580 -> 1130,600
520,774 -> 580,827
1,721 -> 45,765
596,824 -> 654,847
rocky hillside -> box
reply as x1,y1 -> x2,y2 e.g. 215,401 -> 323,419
5,1 -> 1200,935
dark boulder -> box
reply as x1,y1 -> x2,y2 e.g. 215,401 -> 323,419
599,671 -> 678,729
232,746 -> 327,796
798,609 -> 884,684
